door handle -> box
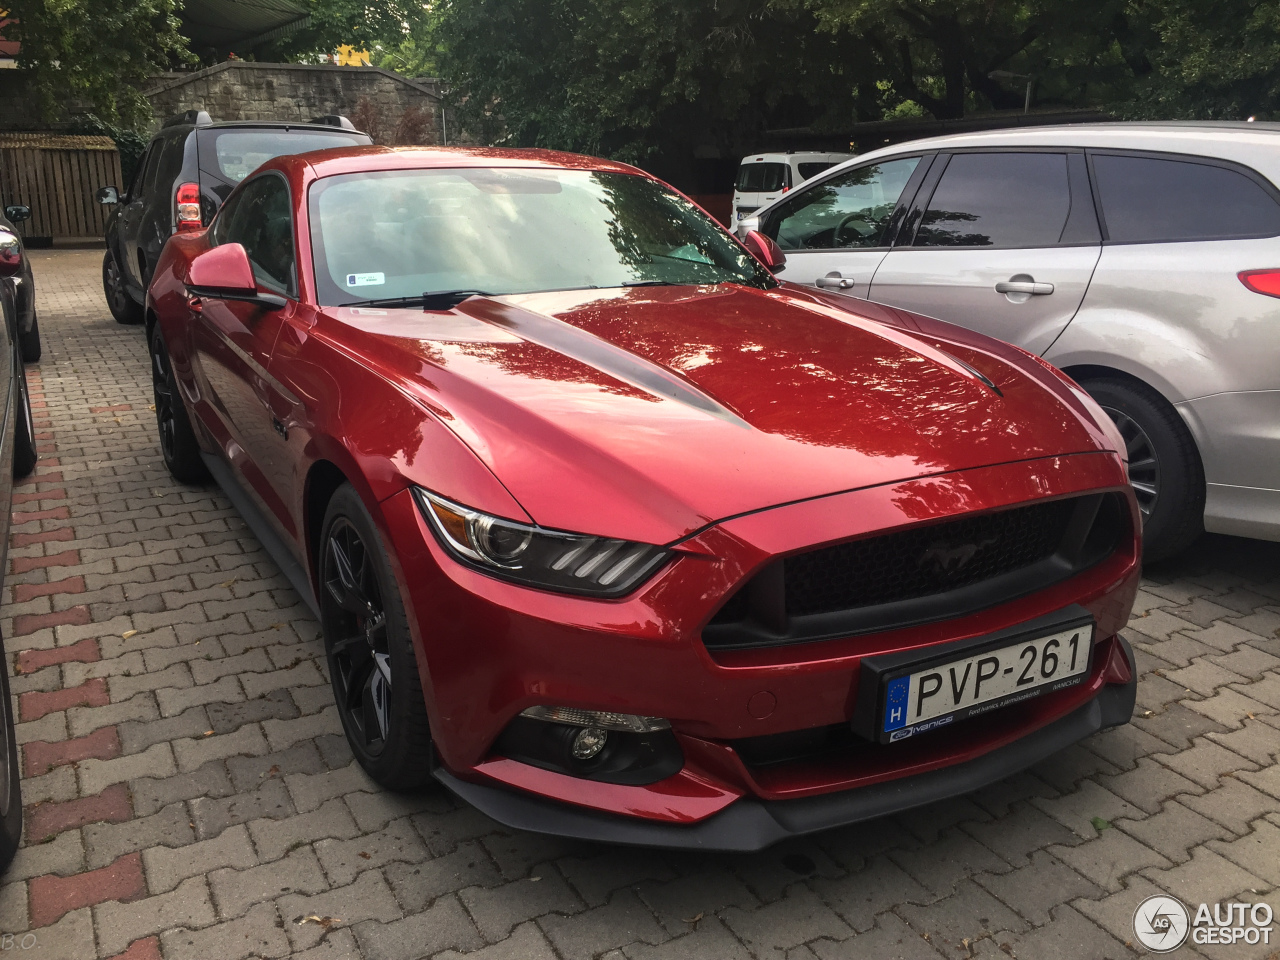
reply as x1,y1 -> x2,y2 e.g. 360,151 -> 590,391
815,272 -> 856,289
995,279 -> 1054,296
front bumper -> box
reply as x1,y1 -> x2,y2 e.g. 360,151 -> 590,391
435,637 -> 1136,851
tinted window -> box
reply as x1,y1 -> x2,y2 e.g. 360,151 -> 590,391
797,162 -> 836,181
153,133 -> 187,207
916,153 -> 1070,247
213,174 -> 296,295
125,145 -> 153,200
766,157 -> 920,250
736,162 -> 788,193
308,168 -> 772,306
202,130 -> 365,184
138,144 -> 165,199
1093,154 -> 1280,242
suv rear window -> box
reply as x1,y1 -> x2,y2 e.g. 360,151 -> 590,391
201,130 -> 365,184
1092,153 -> 1280,242
736,162 -> 788,193
797,162 -> 836,181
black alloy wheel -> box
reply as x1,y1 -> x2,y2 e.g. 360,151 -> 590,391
102,249 -> 143,324
319,485 -> 434,790
1083,377 -> 1205,562
149,325 -> 208,482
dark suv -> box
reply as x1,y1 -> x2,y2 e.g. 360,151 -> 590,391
96,111 -> 371,324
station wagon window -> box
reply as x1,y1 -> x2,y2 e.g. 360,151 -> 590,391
212,174 -> 296,296
765,157 -> 921,250
915,152 -> 1071,248
736,162 -> 789,193
1092,154 -> 1280,242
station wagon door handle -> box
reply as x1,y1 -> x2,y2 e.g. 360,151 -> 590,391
995,279 -> 1054,296
816,273 -> 856,289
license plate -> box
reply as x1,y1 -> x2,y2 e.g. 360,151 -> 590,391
878,621 -> 1094,743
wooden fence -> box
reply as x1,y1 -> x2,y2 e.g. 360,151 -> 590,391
0,133 -> 122,243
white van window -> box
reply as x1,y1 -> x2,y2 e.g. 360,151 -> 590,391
736,162 -> 789,193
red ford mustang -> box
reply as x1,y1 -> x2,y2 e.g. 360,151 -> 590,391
146,146 -> 1140,850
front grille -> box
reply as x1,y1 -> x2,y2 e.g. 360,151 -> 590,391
785,499 -> 1074,617
704,493 -> 1127,650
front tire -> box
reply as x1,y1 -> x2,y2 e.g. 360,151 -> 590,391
149,325 -> 208,483
319,484 -> 435,791
18,312 -> 40,363
1082,377 -> 1204,562
12,351 -> 36,479
103,249 -> 143,325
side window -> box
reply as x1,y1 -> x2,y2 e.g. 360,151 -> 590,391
736,162 -> 788,193
1092,154 -> 1280,242
765,157 -> 921,251
212,174 -> 296,296
797,162 -> 836,181
152,133 -> 188,212
138,143 -> 165,200
126,144 -> 155,201
915,153 -> 1071,248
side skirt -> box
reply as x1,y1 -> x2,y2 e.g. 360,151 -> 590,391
200,453 -> 320,618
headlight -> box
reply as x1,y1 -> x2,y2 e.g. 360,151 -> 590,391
413,488 -> 671,597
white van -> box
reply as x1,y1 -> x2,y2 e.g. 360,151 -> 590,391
731,152 -> 851,230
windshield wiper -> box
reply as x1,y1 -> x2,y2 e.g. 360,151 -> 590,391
620,279 -> 681,287
341,290 -> 492,310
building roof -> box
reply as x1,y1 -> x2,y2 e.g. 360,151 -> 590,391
179,0 -> 311,54
0,133 -> 117,151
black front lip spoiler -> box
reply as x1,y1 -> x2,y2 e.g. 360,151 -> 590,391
435,636 -> 1137,853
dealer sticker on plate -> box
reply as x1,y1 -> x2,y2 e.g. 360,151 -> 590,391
882,622 -> 1094,742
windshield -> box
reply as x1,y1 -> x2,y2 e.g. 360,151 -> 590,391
308,167 -> 773,305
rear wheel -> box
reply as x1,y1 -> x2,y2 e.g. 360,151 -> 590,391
12,351 -> 36,479
150,325 -> 208,482
1082,377 -> 1204,562
319,484 -> 435,791
0,628 -> 23,869
103,249 -> 143,325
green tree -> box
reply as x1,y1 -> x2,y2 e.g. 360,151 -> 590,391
5,0 -> 192,127
254,0 -> 437,62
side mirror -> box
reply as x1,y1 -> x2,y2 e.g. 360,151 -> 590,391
0,227 -> 23,278
742,230 -> 786,271
4,205 -> 30,224
95,186 -> 120,205
187,243 -> 285,309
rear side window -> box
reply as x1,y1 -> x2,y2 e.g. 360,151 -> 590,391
736,162 -> 789,193
138,144 -> 165,199
1092,154 -> 1280,242
153,133 -> 187,209
915,153 -> 1071,248
200,130 -> 365,184
212,174 -> 296,296
797,162 -> 835,181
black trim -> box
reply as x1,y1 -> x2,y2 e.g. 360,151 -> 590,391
201,452 -> 320,617
433,637 -> 1136,852
187,285 -> 287,310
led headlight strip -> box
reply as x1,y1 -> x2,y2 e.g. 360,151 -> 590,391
413,488 -> 670,598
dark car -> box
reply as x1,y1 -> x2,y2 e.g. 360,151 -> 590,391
96,110 -> 371,325
0,224 -> 41,870
0,203 -> 40,361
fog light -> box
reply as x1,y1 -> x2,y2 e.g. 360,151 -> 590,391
571,727 -> 608,759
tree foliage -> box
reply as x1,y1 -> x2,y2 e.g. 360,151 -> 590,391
5,0 -> 192,127
254,0 -> 436,62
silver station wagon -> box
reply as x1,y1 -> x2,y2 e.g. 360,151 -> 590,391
740,123 -> 1280,560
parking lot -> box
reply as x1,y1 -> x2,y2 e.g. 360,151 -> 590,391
0,246 -> 1274,959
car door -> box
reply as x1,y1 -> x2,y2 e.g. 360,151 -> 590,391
118,143 -> 160,292
869,150 -> 1102,355
190,172 -> 298,529
762,154 -> 929,299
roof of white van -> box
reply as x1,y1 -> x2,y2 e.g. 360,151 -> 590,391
841,121 -> 1280,183
740,152 -> 853,163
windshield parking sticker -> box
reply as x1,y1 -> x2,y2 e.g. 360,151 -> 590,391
346,272 -> 385,287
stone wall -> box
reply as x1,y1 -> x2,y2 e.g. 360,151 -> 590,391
144,62 -> 450,145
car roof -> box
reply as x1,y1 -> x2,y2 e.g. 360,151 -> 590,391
266,145 -> 646,180
828,121 -> 1280,183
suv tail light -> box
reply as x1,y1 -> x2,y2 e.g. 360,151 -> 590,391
175,182 -> 202,231
1238,269 -> 1280,298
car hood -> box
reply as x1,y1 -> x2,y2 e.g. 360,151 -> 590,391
327,284 -> 1113,544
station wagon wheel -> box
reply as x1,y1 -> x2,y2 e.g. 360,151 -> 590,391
1081,377 -> 1205,563
318,485 -> 435,790
1098,406 -> 1160,520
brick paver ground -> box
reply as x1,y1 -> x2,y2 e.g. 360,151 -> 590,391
2,247 -> 1277,959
